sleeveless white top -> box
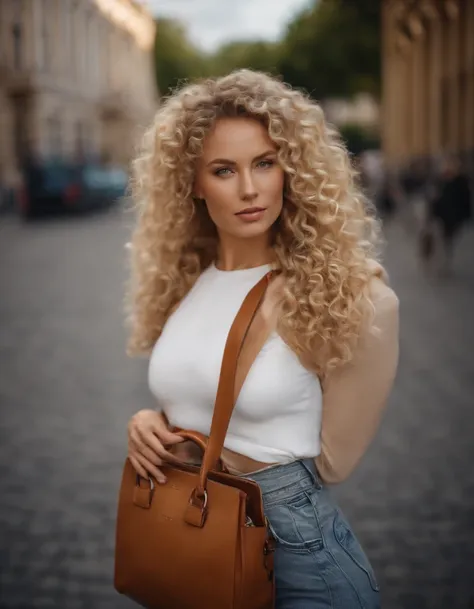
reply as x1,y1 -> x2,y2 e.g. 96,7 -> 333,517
148,263 -> 322,464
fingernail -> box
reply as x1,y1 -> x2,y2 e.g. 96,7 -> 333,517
159,477 -> 167,484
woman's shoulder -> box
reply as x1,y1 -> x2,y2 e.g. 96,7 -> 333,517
366,260 -> 399,311
364,260 -> 399,340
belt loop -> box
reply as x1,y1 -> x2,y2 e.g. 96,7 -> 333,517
300,458 -> 322,490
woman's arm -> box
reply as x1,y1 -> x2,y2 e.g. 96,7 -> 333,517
315,277 -> 400,484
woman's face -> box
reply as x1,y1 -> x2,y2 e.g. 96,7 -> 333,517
194,117 -> 285,240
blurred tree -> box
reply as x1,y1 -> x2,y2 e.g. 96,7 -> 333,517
278,0 -> 381,100
153,20 -> 280,94
339,123 -> 380,155
209,40 -> 279,77
152,0 -> 381,102
154,18 -> 206,95
336,0 -> 381,94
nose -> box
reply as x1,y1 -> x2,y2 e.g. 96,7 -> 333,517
239,169 -> 258,201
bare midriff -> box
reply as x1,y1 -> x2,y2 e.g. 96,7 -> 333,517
171,440 -> 277,475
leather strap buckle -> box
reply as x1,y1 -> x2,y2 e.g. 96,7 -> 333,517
189,488 -> 208,509
184,488 -> 208,527
133,474 -> 155,509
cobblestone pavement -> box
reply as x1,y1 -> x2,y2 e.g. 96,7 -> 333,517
1,209 -> 473,609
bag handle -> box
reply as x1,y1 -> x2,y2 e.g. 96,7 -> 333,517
184,270 -> 275,525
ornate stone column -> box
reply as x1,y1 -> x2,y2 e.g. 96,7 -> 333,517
444,0 -> 460,152
382,0 -> 411,165
418,1 -> 442,158
31,0 -> 43,70
405,12 -> 424,158
381,0 -> 395,163
462,0 -> 474,153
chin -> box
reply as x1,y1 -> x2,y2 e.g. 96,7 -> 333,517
234,220 -> 275,239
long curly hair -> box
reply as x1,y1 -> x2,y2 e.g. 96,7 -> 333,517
125,69 -> 381,381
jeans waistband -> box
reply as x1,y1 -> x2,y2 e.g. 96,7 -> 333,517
241,458 -> 322,499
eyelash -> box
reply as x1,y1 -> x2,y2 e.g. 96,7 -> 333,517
214,159 -> 275,177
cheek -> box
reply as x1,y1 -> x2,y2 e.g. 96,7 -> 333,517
201,180 -> 236,217
269,173 -> 285,218
264,169 -> 285,195
264,173 -> 285,215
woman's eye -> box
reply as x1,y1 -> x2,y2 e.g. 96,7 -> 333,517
257,159 -> 274,169
214,167 -> 232,177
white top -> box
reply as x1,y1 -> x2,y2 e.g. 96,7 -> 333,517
148,263 -> 323,464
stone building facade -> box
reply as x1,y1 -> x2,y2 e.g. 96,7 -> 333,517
0,0 -> 157,191
382,0 -> 474,172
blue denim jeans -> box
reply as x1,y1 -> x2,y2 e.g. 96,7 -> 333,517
243,459 -> 380,609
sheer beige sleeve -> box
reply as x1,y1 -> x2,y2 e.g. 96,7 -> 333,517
315,276 -> 400,484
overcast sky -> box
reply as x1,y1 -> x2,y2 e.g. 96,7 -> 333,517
145,0 -> 313,52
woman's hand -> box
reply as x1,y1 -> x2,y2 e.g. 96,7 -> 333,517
127,409 -> 184,484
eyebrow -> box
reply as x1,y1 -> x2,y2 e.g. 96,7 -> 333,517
206,149 -> 277,167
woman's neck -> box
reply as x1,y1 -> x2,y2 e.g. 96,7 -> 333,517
215,234 -> 275,272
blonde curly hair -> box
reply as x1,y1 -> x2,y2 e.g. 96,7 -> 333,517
125,69 -> 381,381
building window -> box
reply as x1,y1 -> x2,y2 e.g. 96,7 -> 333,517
472,67 -> 474,149
75,121 -> 85,161
81,9 -> 90,78
12,0 -> 23,70
0,2 -> 5,66
440,77 -> 448,149
107,30 -> 114,89
12,23 -> 21,70
91,19 -> 101,90
42,0 -> 51,70
70,2 -> 77,75
48,115 -> 62,158
13,97 -> 30,165
60,0 -> 68,73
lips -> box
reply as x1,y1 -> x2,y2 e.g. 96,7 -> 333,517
236,207 -> 266,215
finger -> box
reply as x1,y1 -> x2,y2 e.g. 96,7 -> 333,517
136,428 -> 178,462
132,439 -> 186,471
134,452 -> 167,484
129,430 -> 163,458
157,426 -> 185,445
128,455 -> 148,479
130,439 -> 163,467
131,428 -> 167,459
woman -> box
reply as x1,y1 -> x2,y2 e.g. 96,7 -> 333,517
125,70 -> 399,608
426,156 -> 472,275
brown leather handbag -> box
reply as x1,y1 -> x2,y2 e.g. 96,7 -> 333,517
114,272 -> 276,609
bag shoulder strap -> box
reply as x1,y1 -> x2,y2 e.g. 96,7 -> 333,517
196,270 -> 275,494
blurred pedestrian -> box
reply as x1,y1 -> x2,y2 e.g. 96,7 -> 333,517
376,171 -> 401,224
399,159 -> 430,234
420,157 -> 472,275
121,70 -> 399,608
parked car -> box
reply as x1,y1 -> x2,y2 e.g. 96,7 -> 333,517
77,165 -> 128,208
19,161 -> 73,219
0,183 -> 17,216
19,160 -> 128,219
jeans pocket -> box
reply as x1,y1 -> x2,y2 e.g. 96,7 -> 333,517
265,491 -> 324,554
333,510 -> 379,592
